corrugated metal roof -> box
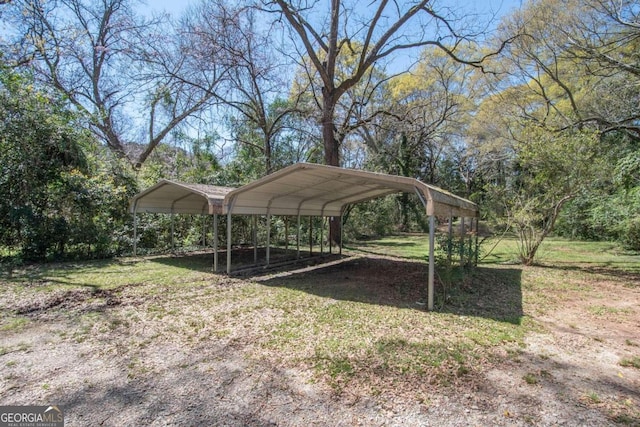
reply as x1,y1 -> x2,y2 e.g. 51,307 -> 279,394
130,180 -> 235,214
130,163 -> 478,218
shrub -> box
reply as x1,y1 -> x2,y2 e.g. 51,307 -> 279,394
622,217 -> 640,251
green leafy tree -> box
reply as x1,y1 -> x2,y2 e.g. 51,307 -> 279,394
0,68 -> 87,259
0,66 -> 136,261
495,0 -> 640,140
555,133 -> 640,250
500,126 -> 604,264
266,0 -> 515,245
473,0 -> 640,256
183,1 -> 304,176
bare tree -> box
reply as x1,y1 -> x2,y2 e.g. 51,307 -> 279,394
291,39 -> 394,168
5,0 -> 227,169
261,0 -> 512,243
262,0 -> 510,168
183,0 -> 305,175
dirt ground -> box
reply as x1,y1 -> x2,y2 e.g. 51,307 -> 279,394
1,253 -> 639,426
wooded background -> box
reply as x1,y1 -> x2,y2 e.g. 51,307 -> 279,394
1,0 -> 638,264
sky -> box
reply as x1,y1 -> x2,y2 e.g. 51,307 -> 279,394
134,0 -> 527,144
139,0 -> 526,73
142,0 -> 525,22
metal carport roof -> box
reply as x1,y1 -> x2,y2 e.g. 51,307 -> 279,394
130,163 -> 479,218
130,180 -> 234,215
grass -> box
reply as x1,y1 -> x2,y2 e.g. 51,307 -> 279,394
0,256 -> 215,292
0,246 -> 527,395
345,235 -> 431,260
262,291 -> 521,392
588,305 -> 633,317
1,235 -> 638,404
585,391 -> 602,404
523,372 -> 538,385
0,317 -> 29,332
619,356 -> 640,369
348,233 -> 640,269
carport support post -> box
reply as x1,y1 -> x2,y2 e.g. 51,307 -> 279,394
448,216 -> 453,265
309,216 -> 313,257
226,211 -> 232,274
253,215 -> 257,264
133,207 -> 138,257
266,213 -> 271,266
329,217 -> 332,254
213,214 -> 218,272
339,215 -> 343,256
171,212 -> 175,253
428,215 -> 435,311
475,217 -> 480,267
226,201 -> 235,275
296,214 -> 301,259
320,217 -> 324,254
459,217 -> 465,267
285,217 -> 289,251
468,217 -> 474,266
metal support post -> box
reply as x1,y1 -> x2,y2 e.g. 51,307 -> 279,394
133,209 -> 138,257
309,216 -> 313,256
296,214 -> 301,259
213,214 -> 218,272
448,216 -> 453,265
266,213 -> 271,266
428,215 -> 435,311
253,215 -> 258,264
459,217 -> 465,267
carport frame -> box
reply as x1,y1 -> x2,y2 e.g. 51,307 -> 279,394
130,163 -> 479,310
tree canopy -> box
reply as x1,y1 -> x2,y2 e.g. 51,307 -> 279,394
0,0 -> 638,263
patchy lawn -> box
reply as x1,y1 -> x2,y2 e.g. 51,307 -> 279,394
1,237 -> 639,426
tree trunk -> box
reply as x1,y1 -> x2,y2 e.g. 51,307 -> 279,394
519,195 -> 574,265
264,135 -> 272,175
322,95 -> 339,167
398,192 -> 410,231
322,92 -> 342,245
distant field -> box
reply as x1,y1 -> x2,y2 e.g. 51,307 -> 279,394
350,234 -> 640,270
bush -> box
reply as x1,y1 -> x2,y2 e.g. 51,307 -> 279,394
622,217 -> 640,251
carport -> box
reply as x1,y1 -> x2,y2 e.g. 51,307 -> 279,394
130,163 -> 479,310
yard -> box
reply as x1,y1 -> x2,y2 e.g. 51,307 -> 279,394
1,236 -> 639,426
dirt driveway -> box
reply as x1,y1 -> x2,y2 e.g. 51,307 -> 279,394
1,253 -> 639,426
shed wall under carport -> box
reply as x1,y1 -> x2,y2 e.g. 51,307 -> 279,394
130,163 -> 479,310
